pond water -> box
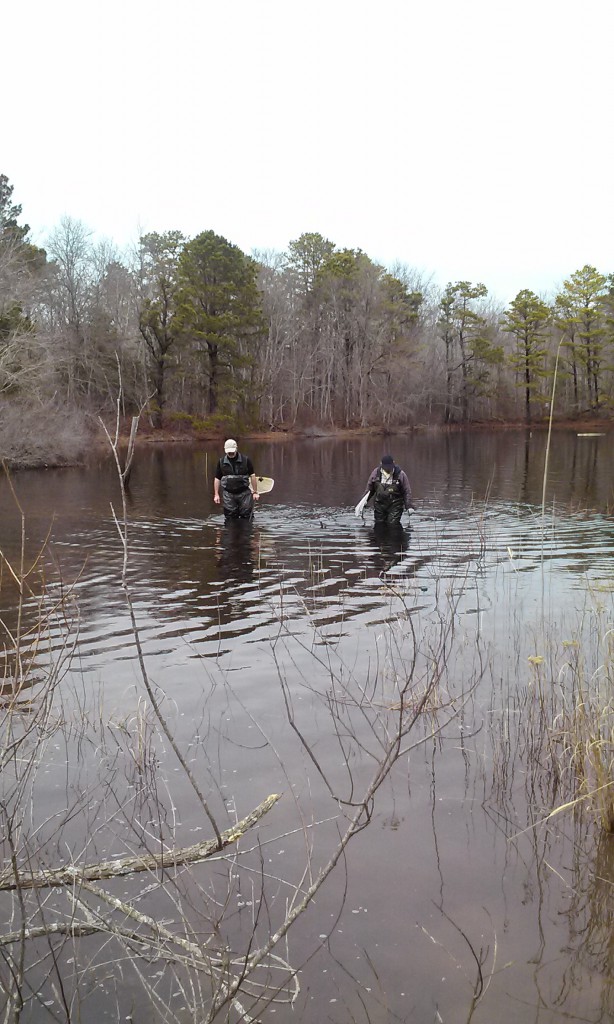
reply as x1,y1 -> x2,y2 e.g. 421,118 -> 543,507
1,429 -> 614,1023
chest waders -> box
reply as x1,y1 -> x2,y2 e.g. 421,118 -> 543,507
373,470 -> 404,526
220,453 -> 254,520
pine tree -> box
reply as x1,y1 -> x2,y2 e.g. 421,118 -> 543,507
555,266 -> 608,412
437,282 -> 500,422
0,175 -> 46,347
137,231 -> 185,427
176,232 -> 264,418
285,232 -> 336,298
501,290 -> 551,422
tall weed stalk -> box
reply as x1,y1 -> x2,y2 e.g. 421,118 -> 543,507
532,344 -> 614,833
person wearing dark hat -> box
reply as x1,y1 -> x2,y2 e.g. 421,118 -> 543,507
213,438 -> 260,520
364,454 -> 414,526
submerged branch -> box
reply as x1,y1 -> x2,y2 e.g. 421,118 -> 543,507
0,793 -> 280,892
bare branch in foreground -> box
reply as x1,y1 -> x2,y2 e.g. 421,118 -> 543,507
0,794 -> 280,892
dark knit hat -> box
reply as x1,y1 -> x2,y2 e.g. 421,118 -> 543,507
381,455 -> 394,467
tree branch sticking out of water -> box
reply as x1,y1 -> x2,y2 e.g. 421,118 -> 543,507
99,355 -> 154,487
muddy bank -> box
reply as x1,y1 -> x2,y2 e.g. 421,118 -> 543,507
5,416 -> 614,471
130,416 -> 614,442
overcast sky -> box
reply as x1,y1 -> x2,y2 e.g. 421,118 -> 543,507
5,0 -> 614,303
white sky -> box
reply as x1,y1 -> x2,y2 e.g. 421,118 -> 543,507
4,0 -> 614,304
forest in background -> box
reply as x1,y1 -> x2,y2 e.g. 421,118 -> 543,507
2,172 -> 614,466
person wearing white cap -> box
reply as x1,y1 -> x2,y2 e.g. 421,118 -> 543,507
213,439 -> 260,519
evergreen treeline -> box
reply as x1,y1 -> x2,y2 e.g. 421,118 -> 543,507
2,173 -> 613,461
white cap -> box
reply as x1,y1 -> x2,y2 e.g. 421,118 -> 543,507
224,438 -> 238,453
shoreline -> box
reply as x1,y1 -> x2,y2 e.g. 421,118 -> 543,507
4,418 -> 612,472
131,417 -> 614,446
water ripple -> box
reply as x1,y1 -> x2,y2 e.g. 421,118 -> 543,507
9,498 -> 614,676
